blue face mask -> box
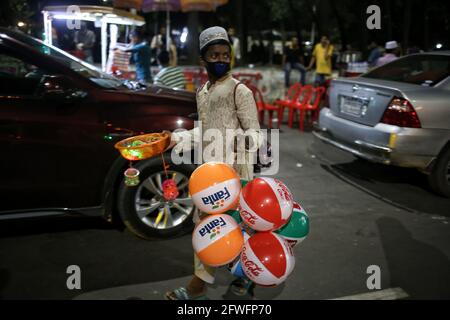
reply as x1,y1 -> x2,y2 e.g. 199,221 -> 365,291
206,61 -> 230,78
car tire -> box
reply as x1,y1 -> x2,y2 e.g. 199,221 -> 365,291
428,146 -> 450,198
117,154 -> 197,239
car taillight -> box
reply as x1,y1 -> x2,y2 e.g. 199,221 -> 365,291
381,97 -> 421,128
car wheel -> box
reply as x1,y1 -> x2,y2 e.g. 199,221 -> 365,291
428,146 -> 450,198
117,154 -> 197,239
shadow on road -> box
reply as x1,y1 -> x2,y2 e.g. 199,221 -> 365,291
0,215 -> 116,238
309,138 -> 450,217
0,269 -> 10,300
376,217 -> 450,299
324,159 -> 450,217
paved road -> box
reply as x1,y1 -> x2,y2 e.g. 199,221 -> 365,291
1,126 -> 449,300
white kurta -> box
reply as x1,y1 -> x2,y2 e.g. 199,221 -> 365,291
172,73 -> 262,181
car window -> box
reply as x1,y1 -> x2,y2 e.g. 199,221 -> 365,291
8,31 -> 124,88
0,51 -> 49,96
363,54 -> 450,87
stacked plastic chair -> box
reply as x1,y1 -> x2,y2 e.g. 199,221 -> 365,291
247,84 -> 282,129
297,86 -> 326,131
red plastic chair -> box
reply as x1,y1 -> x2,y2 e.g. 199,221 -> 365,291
287,85 -> 314,128
247,84 -> 282,129
298,86 -> 326,131
233,72 -> 262,87
275,83 -> 302,125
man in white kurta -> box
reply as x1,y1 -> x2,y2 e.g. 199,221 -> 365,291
166,26 -> 262,300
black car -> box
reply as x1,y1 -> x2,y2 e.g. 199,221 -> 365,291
0,27 -> 198,239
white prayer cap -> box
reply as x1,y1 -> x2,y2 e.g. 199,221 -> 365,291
385,41 -> 398,50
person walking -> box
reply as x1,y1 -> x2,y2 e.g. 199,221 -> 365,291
164,26 -> 262,301
307,36 -> 334,86
228,27 -> 241,67
117,30 -> 152,84
367,41 -> 383,67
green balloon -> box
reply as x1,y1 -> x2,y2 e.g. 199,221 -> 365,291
240,179 -> 249,188
276,208 -> 309,245
226,209 -> 242,225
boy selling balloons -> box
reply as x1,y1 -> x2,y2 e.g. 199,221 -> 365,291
165,26 -> 262,300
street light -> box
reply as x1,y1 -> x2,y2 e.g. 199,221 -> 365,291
17,21 -> 26,28
180,27 -> 188,44
436,43 -> 443,49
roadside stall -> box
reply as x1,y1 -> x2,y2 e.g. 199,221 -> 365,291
42,5 -> 145,76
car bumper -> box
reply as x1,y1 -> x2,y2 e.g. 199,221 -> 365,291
313,108 -> 440,171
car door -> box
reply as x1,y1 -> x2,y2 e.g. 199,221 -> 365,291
0,44 -> 107,212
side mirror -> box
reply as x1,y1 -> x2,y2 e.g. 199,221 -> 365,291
37,75 -> 88,101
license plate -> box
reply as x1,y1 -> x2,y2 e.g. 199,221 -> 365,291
339,96 -> 368,117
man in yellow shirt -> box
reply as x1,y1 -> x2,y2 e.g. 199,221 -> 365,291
308,36 -> 334,86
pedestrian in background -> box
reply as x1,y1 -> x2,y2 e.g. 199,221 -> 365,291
117,30 -> 151,84
308,36 -> 334,86
367,41 -> 382,67
283,36 -> 307,87
74,22 -> 96,63
151,27 -> 173,66
154,50 -> 186,89
376,41 -> 400,67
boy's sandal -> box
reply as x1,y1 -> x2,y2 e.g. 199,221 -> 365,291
165,287 -> 209,301
229,278 -> 255,297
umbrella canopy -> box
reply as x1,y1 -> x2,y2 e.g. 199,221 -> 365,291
180,0 -> 228,12
142,0 -> 180,12
141,0 -> 229,60
141,0 -> 182,52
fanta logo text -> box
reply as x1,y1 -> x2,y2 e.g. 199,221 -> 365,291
240,207 -> 257,225
201,187 -> 231,207
199,217 -> 227,237
275,179 -> 292,202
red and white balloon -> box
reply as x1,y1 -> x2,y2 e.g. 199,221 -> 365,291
240,232 -> 295,287
239,178 -> 294,232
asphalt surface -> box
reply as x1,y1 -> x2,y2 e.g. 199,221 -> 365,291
1,124 -> 449,300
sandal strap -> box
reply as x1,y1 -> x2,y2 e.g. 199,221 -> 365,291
230,278 -> 255,296
168,287 -> 208,300
171,287 -> 190,300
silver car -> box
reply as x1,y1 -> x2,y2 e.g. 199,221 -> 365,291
314,52 -> 450,197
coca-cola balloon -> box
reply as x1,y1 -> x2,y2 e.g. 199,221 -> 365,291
239,178 -> 294,231
240,232 -> 295,287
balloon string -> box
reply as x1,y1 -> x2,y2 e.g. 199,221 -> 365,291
244,152 -> 251,180
160,152 -> 169,180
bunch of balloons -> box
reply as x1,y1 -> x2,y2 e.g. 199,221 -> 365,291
189,162 -> 310,287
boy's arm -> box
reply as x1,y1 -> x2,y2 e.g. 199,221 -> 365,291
235,84 -> 264,150
170,89 -> 202,153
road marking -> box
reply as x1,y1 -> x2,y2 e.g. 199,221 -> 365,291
331,288 -> 409,300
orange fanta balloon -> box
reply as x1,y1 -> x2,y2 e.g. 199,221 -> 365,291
192,214 -> 244,267
189,162 -> 241,214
